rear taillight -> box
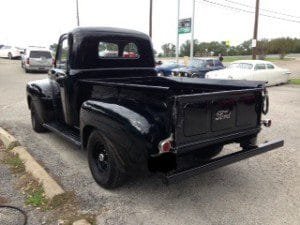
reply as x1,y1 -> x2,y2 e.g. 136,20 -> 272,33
158,134 -> 173,153
26,58 -> 30,65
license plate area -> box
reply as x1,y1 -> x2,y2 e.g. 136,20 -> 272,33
211,98 -> 236,131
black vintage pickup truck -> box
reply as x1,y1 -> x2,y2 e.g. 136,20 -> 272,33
26,27 -> 283,189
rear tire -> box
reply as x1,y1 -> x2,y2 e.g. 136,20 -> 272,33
194,145 -> 223,160
87,130 -> 126,189
30,102 -> 47,133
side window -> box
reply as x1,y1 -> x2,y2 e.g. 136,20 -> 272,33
206,60 -> 214,67
98,42 -> 119,58
123,43 -> 139,58
56,38 -> 69,70
254,64 -> 266,70
267,64 -> 275,69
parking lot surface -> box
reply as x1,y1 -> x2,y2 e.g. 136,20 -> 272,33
0,58 -> 299,225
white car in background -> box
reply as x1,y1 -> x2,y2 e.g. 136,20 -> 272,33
206,60 -> 291,86
21,47 -> 53,73
0,45 -> 23,59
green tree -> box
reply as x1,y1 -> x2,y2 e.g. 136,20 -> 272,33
49,43 -> 58,53
179,40 -> 199,57
269,38 -> 294,59
257,39 -> 269,60
291,38 -> 300,53
161,43 -> 176,57
235,40 -> 252,55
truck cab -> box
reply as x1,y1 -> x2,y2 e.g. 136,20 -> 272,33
27,27 -> 283,189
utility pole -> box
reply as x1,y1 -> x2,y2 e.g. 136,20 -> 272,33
176,0 -> 180,63
252,0 -> 260,59
76,0 -> 80,26
149,0 -> 153,38
190,0 -> 195,61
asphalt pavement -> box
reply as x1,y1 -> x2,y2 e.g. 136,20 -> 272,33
0,58 -> 299,225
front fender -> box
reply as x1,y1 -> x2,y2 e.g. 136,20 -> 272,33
26,79 -> 58,122
80,100 -> 158,172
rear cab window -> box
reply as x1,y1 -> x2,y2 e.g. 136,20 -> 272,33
98,42 -> 140,59
29,51 -> 52,58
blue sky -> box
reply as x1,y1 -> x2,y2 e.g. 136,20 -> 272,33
0,0 -> 299,53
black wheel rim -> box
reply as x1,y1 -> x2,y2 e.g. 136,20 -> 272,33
93,142 -> 110,174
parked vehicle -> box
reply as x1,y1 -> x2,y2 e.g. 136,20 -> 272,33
156,61 -> 184,76
26,27 -> 283,189
171,58 -> 224,78
21,47 -> 53,73
205,60 -> 291,86
0,45 -> 23,59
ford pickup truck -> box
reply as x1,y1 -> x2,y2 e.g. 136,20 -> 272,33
26,27 -> 283,189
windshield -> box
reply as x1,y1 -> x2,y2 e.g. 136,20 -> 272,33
190,59 -> 206,68
229,63 -> 253,70
30,51 -> 52,58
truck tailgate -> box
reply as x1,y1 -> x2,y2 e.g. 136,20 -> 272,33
173,88 -> 264,153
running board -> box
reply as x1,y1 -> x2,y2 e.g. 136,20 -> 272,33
162,140 -> 284,184
43,122 -> 81,148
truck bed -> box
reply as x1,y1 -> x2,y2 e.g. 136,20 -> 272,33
80,76 -> 266,154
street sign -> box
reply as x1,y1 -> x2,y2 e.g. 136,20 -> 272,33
252,39 -> 257,48
178,18 -> 191,34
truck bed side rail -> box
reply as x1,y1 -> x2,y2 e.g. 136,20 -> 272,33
174,87 -> 264,102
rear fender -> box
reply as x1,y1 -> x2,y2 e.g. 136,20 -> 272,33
80,100 -> 155,172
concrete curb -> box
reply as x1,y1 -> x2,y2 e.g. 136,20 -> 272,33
0,127 -> 20,150
12,146 -> 65,199
0,128 -> 90,223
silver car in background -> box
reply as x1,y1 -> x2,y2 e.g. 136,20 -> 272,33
21,47 -> 53,73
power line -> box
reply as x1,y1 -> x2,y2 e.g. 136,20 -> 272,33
224,0 -> 300,19
198,0 -> 300,23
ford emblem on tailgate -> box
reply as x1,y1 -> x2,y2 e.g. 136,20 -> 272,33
215,110 -> 231,121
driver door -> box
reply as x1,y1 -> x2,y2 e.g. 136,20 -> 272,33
49,35 -> 73,125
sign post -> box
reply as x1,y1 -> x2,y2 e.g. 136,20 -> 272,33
190,0 -> 195,61
176,0 -> 180,63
